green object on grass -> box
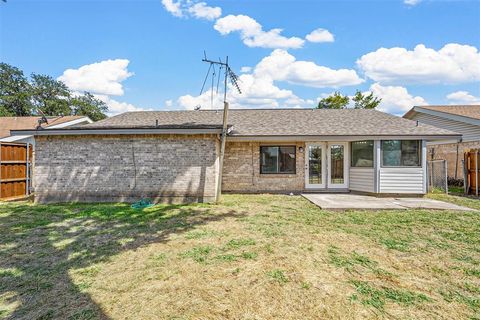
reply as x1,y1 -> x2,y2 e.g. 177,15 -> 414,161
131,199 -> 154,209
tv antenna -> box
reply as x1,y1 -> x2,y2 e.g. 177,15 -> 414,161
200,52 -> 241,202
35,108 -> 49,130
199,51 -> 241,109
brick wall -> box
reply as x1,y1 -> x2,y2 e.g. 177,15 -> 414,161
34,134 -> 219,203
429,141 -> 480,179
222,141 -> 305,193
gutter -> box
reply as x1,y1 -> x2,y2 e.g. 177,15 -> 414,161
227,134 -> 462,142
11,127 -> 227,136
10,128 -> 460,141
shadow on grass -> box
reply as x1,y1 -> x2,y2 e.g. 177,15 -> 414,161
0,202 -> 243,319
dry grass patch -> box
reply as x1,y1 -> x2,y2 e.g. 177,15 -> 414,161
0,194 -> 479,319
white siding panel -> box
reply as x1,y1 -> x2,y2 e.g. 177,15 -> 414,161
412,113 -> 480,142
349,168 -> 374,192
379,168 -> 424,194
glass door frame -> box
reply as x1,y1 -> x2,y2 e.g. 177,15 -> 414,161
304,142 -> 326,189
327,142 -> 349,189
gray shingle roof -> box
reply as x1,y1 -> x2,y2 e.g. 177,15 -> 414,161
76,109 -> 458,137
404,105 -> 480,121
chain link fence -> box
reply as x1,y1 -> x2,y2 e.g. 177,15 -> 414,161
427,159 -> 448,193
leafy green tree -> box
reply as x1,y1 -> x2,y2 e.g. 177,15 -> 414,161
69,92 -> 108,121
1,63 -> 110,120
352,90 -> 382,109
317,91 -> 349,109
0,105 -> 13,116
0,63 -> 33,116
30,74 -> 72,116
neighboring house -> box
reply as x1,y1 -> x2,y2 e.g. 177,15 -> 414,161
11,109 -> 459,203
0,116 -> 93,145
404,105 -> 480,179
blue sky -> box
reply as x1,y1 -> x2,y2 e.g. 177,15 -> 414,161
1,0 -> 479,115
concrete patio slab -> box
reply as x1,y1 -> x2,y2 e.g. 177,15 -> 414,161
390,198 -> 474,211
302,193 -> 474,211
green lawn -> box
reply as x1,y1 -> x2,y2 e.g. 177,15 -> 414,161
0,194 -> 479,319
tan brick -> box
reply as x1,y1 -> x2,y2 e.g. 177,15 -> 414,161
222,141 -> 305,193
33,134 -> 219,203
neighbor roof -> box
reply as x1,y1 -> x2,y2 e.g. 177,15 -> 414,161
36,108 -> 459,138
0,116 -> 90,138
404,105 -> 480,121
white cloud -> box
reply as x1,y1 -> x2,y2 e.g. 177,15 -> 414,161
240,66 -> 252,73
357,43 -> 480,84
188,2 -> 221,20
173,50 -> 363,110
96,95 -> 149,116
58,59 -> 133,96
305,28 -> 334,43
368,83 -> 427,115
214,15 -> 304,49
162,0 -> 221,20
177,91 -> 222,110
161,0 -> 183,17
254,49 -> 363,88
404,0 -> 421,6
59,59 -> 151,116
176,72 -> 303,110
446,91 -> 480,104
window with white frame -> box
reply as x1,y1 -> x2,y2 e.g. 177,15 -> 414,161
381,140 -> 421,167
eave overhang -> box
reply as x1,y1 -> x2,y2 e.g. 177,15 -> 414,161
11,126 -> 227,136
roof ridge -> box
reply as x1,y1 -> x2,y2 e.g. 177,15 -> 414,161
121,108 -> 382,112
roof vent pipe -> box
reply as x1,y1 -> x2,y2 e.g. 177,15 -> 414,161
416,120 -> 419,127
155,119 -> 159,127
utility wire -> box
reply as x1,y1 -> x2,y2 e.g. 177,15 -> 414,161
216,65 -> 223,94
199,63 -> 212,96
211,64 -> 216,109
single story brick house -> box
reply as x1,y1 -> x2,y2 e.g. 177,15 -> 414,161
12,109 -> 460,203
404,105 -> 480,179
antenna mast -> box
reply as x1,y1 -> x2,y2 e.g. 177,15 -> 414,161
201,53 -> 241,203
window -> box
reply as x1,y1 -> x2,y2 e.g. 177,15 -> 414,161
382,140 -> 421,167
260,146 -> 296,174
351,141 -> 374,167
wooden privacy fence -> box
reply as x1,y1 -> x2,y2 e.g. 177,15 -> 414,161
464,149 -> 480,196
0,142 -> 32,200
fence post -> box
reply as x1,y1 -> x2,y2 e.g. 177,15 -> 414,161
466,152 -> 470,195
429,161 -> 433,192
26,143 -> 30,196
0,143 -> 2,199
444,159 -> 448,194
425,160 -> 431,193
476,151 -> 479,197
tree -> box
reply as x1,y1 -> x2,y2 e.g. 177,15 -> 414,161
317,91 -> 349,109
69,92 -> 108,121
30,74 -> 72,116
1,63 -> 109,120
0,63 -> 33,116
352,90 -> 381,109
